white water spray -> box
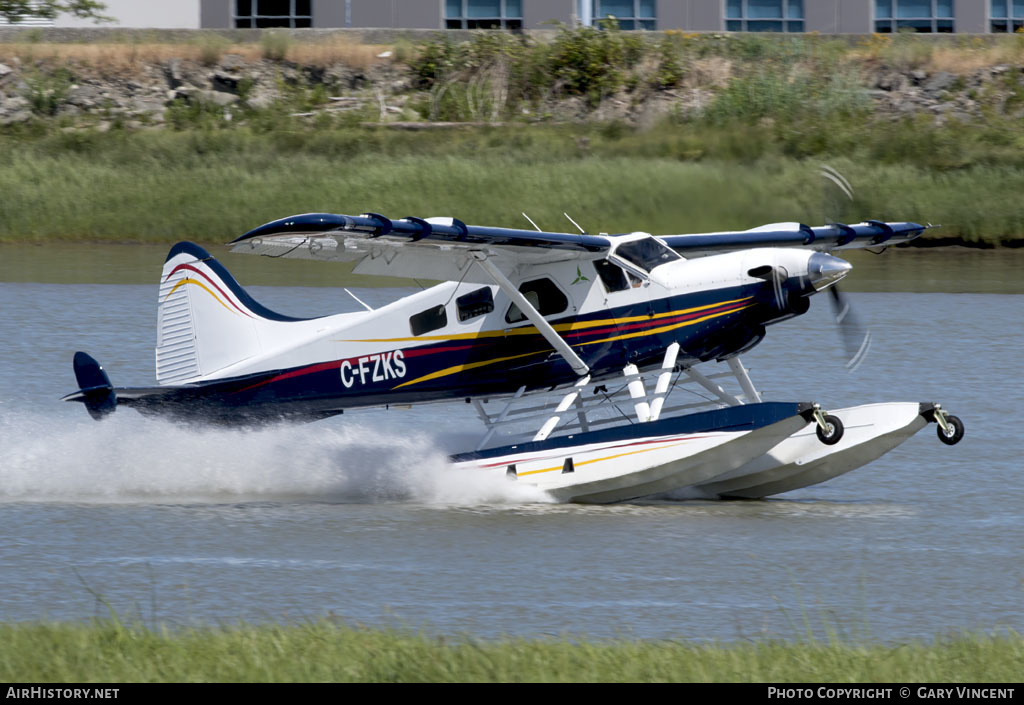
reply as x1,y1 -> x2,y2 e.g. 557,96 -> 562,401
0,410 -> 551,505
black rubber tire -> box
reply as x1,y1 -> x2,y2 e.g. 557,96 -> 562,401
937,414 -> 965,446
816,414 -> 844,445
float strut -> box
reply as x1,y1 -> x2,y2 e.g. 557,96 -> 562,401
932,403 -> 952,435
811,403 -> 830,432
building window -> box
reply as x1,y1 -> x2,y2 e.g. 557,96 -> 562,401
991,0 -> 1024,32
235,0 -> 312,28
874,0 -> 954,33
725,0 -> 804,32
592,0 -> 657,30
445,0 -> 523,29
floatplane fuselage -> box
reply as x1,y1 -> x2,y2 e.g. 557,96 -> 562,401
75,237 -> 844,422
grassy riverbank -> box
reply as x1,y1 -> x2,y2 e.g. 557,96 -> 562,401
1,620 -> 1020,682
2,124 -> 1024,246
4,29 -> 1024,245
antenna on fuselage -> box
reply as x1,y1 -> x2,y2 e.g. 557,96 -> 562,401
564,212 -> 587,235
343,288 -> 374,312
521,212 -> 542,232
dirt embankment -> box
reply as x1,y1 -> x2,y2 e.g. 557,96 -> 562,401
2,34 -> 1024,130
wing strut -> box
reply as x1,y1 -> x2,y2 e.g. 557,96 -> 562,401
471,253 -> 590,377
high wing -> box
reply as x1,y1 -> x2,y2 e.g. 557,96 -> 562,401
229,212 -> 929,280
229,212 -> 611,283
661,220 -> 930,258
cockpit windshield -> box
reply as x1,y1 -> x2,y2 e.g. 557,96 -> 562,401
613,237 -> 681,273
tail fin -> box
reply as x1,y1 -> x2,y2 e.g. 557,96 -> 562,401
157,242 -> 308,385
67,351 -> 118,419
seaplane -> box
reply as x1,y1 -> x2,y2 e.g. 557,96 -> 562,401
64,205 -> 965,503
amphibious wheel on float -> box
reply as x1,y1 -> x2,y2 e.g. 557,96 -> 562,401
937,414 -> 965,446
816,414 -> 844,445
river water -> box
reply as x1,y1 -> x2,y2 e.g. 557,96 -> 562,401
0,246 -> 1021,642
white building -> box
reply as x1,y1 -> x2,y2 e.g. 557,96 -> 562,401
55,0 -> 201,28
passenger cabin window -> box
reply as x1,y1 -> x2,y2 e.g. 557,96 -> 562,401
410,305 -> 448,336
613,237 -> 681,273
505,279 -> 569,324
594,259 -> 630,293
456,287 -> 495,322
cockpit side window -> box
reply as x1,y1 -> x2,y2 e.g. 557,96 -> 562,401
613,237 -> 681,273
505,278 -> 569,324
594,259 -> 629,293
456,287 -> 494,322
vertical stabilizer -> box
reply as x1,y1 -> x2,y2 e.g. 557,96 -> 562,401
156,242 -> 306,385
71,351 -> 118,419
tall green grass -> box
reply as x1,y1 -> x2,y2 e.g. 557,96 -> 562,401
5,28 -> 1024,245
0,620 -> 1019,682
2,125 -> 1024,245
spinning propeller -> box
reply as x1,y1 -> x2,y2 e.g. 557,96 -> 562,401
820,165 -> 872,372
828,282 -> 871,372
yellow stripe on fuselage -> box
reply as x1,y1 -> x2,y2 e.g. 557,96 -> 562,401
337,297 -> 753,344
392,350 -> 548,389
581,303 -> 755,348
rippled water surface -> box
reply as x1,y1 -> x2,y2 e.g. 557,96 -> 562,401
0,249 -> 1021,641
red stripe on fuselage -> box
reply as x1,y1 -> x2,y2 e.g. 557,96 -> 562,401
237,360 -> 341,392
235,343 -> 479,393
563,301 -> 750,341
